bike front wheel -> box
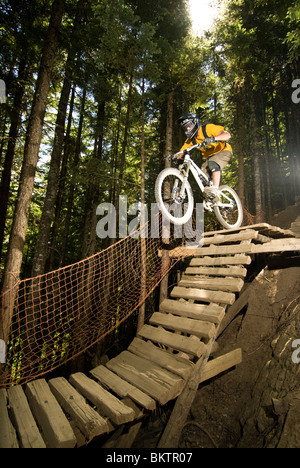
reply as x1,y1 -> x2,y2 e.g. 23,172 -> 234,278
155,168 -> 194,225
213,185 -> 243,229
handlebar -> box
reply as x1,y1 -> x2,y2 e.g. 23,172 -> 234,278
166,142 -> 204,161
166,137 -> 217,161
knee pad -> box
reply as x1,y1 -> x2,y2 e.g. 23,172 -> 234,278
207,160 -> 221,173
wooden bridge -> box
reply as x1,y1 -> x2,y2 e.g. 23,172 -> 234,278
1,222 -> 300,449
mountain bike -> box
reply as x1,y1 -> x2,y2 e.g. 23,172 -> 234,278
154,143 -> 243,230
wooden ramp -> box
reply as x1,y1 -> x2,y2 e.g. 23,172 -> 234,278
0,223 -> 299,449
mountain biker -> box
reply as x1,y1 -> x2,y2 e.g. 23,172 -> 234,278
176,113 -> 233,201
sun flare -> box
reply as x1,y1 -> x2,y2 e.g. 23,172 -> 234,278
188,0 -> 220,36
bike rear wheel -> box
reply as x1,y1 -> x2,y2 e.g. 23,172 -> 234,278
155,168 -> 194,225
213,185 -> 243,229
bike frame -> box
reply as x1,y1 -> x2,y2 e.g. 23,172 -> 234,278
174,145 -> 234,209
178,152 -> 210,196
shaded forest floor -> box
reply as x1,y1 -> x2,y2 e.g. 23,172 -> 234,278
133,200 -> 300,449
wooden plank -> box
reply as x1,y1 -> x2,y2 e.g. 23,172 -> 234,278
253,224 -> 295,238
90,365 -> 156,411
185,265 -> 247,277
138,324 -> 206,357
202,229 -> 259,245
199,348 -> 242,383
160,298 -> 225,324
7,385 -> 46,448
128,337 -> 194,379
106,351 -> 185,405
171,286 -> 236,305
149,312 -> 216,340
49,377 -> 109,441
158,246 -> 198,258
161,243 -> 255,258
0,388 -> 19,448
179,276 -> 244,292
192,243 -> 255,256
69,372 -> 135,425
189,255 -> 252,266
203,223 -> 295,238
26,379 -> 77,448
251,238 -> 300,253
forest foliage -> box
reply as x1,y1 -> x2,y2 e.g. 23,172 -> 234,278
0,0 -> 300,290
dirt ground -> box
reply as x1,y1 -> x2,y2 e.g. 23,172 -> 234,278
178,201 -> 300,449
134,200 -> 300,449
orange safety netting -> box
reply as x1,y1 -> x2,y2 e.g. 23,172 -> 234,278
0,212 -> 201,388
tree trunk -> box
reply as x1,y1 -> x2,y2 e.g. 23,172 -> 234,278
159,90 -> 174,304
48,84 -> 75,271
117,72 -> 134,198
236,87 -> 245,204
0,0 -> 65,340
31,58 -> 72,277
250,94 -> 264,222
113,72 -> 133,243
164,90 -> 174,169
137,78 -> 146,333
0,58 -> 30,264
31,0 -> 85,276
59,87 -> 86,267
81,100 -> 105,259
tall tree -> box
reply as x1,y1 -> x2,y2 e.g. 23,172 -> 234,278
0,58 -> 30,263
31,0 -> 86,277
1,0 -> 65,294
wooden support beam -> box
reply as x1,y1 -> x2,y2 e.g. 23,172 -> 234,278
199,349 -> 242,383
217,286 -> 252,338
157,330 -> 218,448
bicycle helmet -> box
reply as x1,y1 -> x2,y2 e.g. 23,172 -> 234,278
177,113 -> 201,139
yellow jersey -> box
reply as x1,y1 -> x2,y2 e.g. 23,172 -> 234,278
180,123 -> 232,158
